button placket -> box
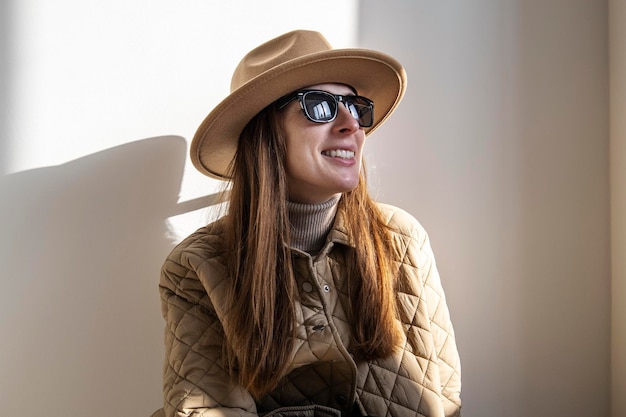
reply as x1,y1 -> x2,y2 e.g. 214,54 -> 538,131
313,258 -> 334,296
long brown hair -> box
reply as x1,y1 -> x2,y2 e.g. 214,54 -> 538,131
221,104 -> 401,399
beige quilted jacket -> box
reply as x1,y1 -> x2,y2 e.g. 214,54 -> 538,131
155,203 -> 461,417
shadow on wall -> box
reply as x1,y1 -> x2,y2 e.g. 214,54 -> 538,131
0,136 -> 224,417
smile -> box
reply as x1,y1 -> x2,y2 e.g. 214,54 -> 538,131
322,149 -> 355,159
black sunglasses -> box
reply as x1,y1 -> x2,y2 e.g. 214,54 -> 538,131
277,89 -> 374,128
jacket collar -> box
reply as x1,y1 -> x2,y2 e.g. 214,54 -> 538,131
319,202 -> 356,252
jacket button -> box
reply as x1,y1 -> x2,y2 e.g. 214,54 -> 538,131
302,282 -> 313,292
335,394 -> 347,405
322,284 -> 330,293
312,324 -> 325,331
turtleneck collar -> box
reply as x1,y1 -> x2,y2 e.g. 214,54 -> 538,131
287,194 -> 341,254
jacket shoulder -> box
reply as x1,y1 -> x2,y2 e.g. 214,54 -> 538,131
160,217 -> 229,295
375,202 -> 427,242
169,218 -> 226,261
374,202 -> 434,280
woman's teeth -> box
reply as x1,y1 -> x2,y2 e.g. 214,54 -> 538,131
322,150 -> 355,159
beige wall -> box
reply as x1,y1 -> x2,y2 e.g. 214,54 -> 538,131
360,1 -> 611,416
611,0 -> 626,416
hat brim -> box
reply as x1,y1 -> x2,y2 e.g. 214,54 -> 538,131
190,48 -> 407,180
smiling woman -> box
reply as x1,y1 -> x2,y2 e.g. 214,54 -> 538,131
153,30 -> 461,417
280,83 -> 366,204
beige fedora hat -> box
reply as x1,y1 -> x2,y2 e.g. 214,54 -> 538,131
190,29 -> 407,180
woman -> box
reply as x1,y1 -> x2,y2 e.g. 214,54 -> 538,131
155,30 -> 461,417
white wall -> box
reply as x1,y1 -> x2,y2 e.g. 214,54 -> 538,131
360,1 -> 610,416
0,1 -> 357,416
610,0 -> 626,416
1,1 -> 617,417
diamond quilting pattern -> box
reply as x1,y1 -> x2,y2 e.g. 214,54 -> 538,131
157,203 -> 461,417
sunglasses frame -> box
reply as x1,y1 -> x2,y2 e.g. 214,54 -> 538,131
277,89 -> 374,128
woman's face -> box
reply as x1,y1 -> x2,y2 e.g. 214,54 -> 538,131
280,83 -> 366,204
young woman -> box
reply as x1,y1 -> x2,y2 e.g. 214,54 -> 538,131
154,30 -> 461,417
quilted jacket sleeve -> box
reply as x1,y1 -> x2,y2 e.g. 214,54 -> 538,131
412,222 -> 462,417
159,237 -> 257,417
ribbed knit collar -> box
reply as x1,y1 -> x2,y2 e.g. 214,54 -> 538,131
287,194 -> 341,254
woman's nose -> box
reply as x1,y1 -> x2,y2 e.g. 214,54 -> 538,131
333,104 -> 360,133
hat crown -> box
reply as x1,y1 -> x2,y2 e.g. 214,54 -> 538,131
230,30 -> 333,92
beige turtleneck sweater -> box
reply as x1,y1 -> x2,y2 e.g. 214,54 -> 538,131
287,194 -> 341,254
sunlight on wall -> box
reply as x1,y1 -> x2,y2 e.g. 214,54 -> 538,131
6,0 -> 358,239
1,2 -> 357,416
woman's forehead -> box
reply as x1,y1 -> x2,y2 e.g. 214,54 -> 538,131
300,83 -> 357,95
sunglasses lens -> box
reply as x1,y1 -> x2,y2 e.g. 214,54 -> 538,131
303,92 -> 337,122
345,97 -> 374,128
